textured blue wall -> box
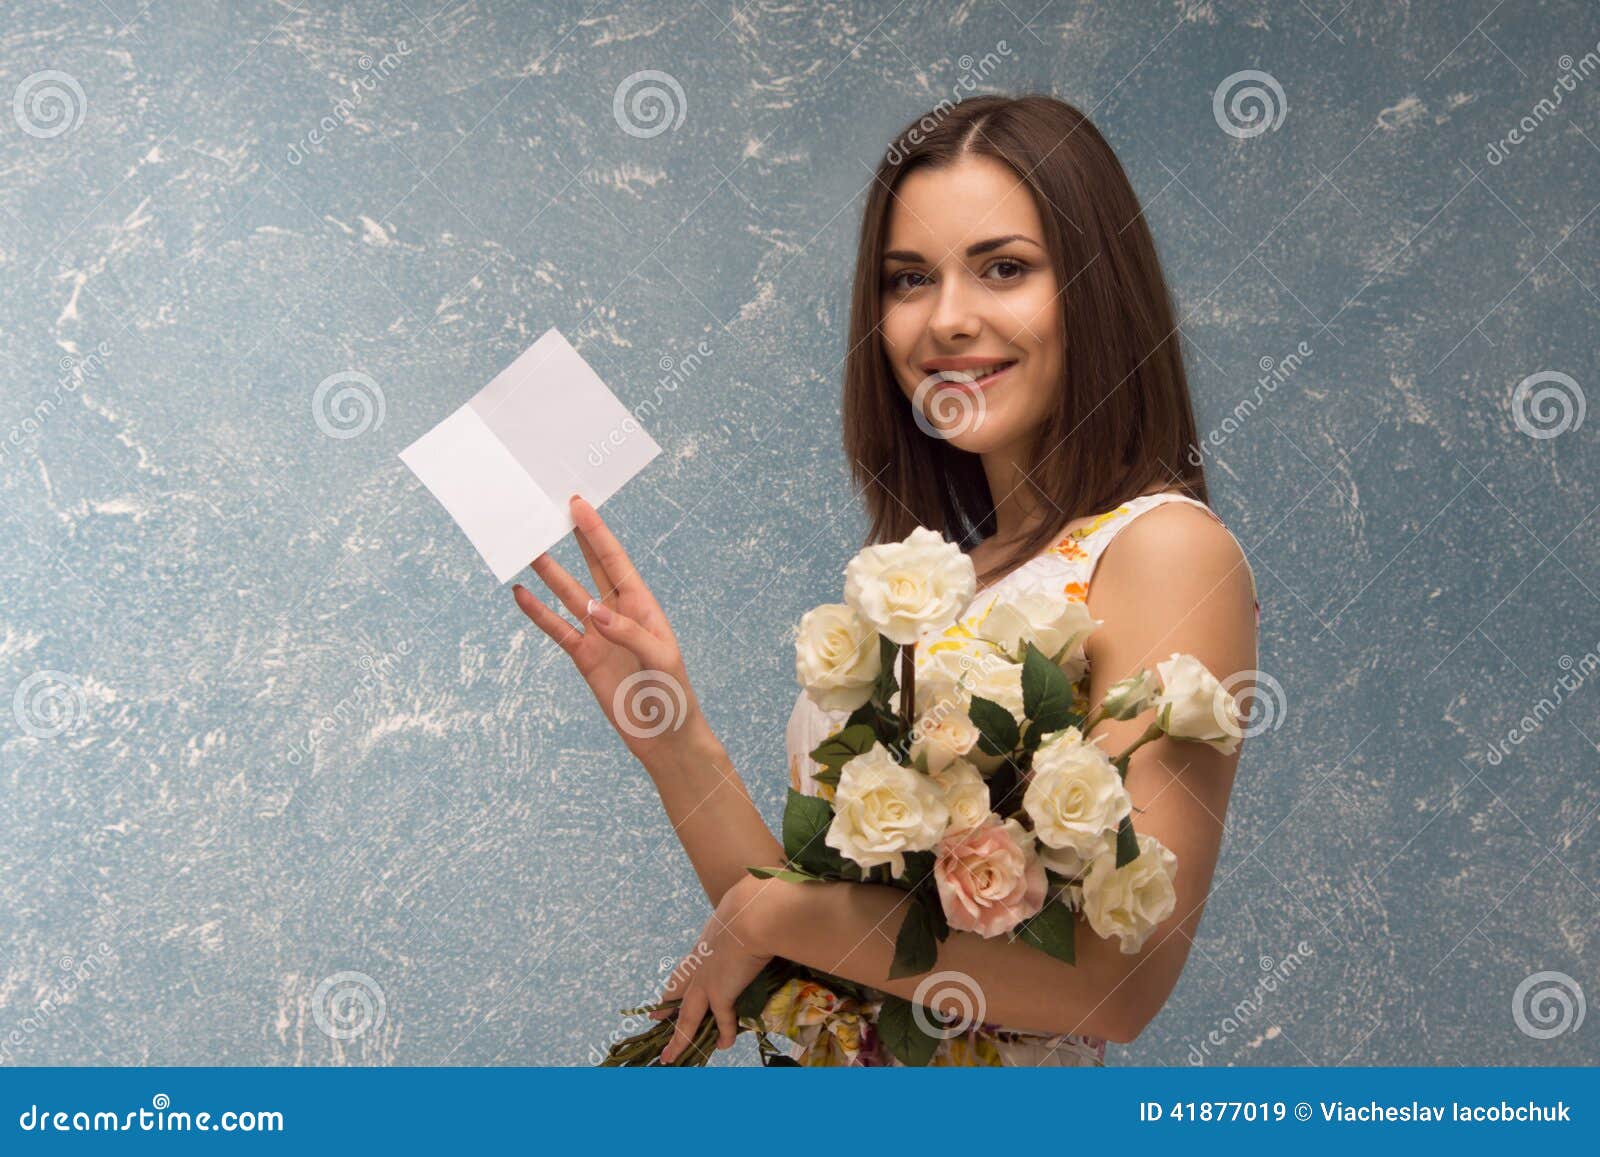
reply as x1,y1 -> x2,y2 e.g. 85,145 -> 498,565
1,0 -> 1595,1067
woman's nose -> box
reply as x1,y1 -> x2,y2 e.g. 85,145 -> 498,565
927,273 -> 982,342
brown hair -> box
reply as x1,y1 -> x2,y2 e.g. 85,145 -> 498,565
843,93 -> 1208,588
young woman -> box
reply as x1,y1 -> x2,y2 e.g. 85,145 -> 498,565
512,94 -> 1259,1066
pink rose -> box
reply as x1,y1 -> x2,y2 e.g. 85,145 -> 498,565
933,817 -> 1047,938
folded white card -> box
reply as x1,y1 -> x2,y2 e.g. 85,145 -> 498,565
400,327 -> 661,583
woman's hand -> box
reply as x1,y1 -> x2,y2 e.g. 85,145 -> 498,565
512,493 -> 708,768
650,876 -> 778,1063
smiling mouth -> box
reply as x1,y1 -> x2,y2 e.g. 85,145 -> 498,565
935,360 -> 1017,390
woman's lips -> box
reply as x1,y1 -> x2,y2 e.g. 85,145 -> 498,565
938,361 -> 1017,391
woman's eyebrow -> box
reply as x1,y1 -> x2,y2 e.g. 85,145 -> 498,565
882,234 -> 1043,263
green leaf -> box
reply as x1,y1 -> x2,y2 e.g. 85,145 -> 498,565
844,701 -> 878,731
888,897 -> 939,979
876,995 -> 942,1067
746,865 -> 825,884
781,789 -> 832,860
925,886 -> 951,941
1021,641 -> 1073,727
1115,813 -> 1139,868
809,724 -> 877,774
985,759 -> 1021,817
895,850 -> 936,892
967,694 -> 1019,756
781,790 -> 847,876
1016,898 -> 1077,965
869,635 -> 899,707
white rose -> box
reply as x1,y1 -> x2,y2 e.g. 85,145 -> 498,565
910,703 -> 980,774
1022,726 -> 1132,878
843,527 -> 977,646
912,635 -> 997,707
1080,832 -> 1179,954
794,603 -> 882,713
1153,653 -> 1242,755
966,656 -> 1025,721
888,632 -> 1007,716
930,758 -> 991,834
960,656 -> 1025,775
825,743 -> 949,879
976,591 -> 1099,665
1099,669 -> 1157,720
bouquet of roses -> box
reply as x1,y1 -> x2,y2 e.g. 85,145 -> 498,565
598,526 -> 1242,1066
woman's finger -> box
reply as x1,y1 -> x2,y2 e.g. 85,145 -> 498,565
584,600 -> 678,673
649,959 -> 691,1019
510,585 -> 583,654
570,494 -> 646,601
571,516 -> 616,604
710,998 -> 737,1050
528,553 -> 596,624
662,988 -> 708,1064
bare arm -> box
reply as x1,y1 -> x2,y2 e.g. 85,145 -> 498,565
641,718 -> 785,907
513,493 -> 781,909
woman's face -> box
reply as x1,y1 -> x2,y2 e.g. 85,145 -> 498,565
879,153 -> 1064,456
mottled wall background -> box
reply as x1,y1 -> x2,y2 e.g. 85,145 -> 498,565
2,0 -> 1596,1067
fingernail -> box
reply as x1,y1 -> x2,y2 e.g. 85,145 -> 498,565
587,597 -> 614,625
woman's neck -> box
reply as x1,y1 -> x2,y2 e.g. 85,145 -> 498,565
979,445 -> 1053,544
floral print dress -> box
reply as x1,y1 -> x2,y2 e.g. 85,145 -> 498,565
778,491 -> 1261,1067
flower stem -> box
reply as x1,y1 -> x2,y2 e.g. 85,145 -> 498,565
899,643 -> 915,736
1111,721 -> 1164,779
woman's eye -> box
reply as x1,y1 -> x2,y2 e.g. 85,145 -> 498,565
886,261 -> 1027,293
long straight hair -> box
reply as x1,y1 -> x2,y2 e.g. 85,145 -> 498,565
843,93 -> 1208,588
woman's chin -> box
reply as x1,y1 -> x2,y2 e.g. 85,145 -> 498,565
935,421 -> 1021,456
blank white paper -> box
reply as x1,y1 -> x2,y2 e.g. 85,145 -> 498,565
399,327 -> 662,583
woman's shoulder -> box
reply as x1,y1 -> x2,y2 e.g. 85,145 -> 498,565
1089,496 -> 1258,620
